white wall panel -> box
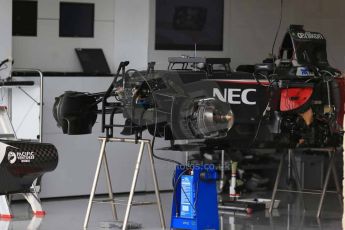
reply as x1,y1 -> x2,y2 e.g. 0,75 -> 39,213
113,0 -> 150,69
0,0 -> 12,78
13,0 -> 116,72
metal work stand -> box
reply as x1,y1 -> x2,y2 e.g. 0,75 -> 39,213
0,103 -> 46,219
219,150 -> 226,192
269,148 -> 343,218
83,137 -> 166,230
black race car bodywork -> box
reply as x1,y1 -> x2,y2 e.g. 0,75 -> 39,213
53,25 -> 344,150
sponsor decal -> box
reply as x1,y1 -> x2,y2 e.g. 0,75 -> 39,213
213,88 -> 256,105
296,67 -> 315,77
7,151 -> 35,164
8,152 -> 16,164
296,32 -> 324,40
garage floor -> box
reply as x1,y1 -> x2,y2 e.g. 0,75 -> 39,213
3,192 -> 342,229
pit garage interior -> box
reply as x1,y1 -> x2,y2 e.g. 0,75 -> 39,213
0,0 -> 345,229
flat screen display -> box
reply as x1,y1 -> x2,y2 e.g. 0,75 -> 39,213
59,2 -> 94,37
13,1 -> 37,36
155,0 -> 224,51
75,48 -> 111,74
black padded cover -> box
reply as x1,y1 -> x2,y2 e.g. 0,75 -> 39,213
0,140 -> 58,195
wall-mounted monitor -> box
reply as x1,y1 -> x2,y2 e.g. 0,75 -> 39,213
155,0 -> 224,51
12,1 -> 38,36
59,2 -> 94,38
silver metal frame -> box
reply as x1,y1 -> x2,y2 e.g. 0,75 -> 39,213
269,148 -> 343,218
83,137 -> 166,230
219,150 -> 225,192
11,69 -> 44,143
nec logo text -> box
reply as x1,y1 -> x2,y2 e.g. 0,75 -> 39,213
213,88 -> 256,105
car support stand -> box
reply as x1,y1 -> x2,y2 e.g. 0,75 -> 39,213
83,137 -> 166,230
0,180 -> 47,219
269,148 -> 343,218
0,196 -> 12,219
0,98 -> 48,219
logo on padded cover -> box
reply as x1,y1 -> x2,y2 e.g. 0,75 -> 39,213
8,152 -> 16,164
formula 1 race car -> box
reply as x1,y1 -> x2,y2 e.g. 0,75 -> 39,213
53,25 -> 344,150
